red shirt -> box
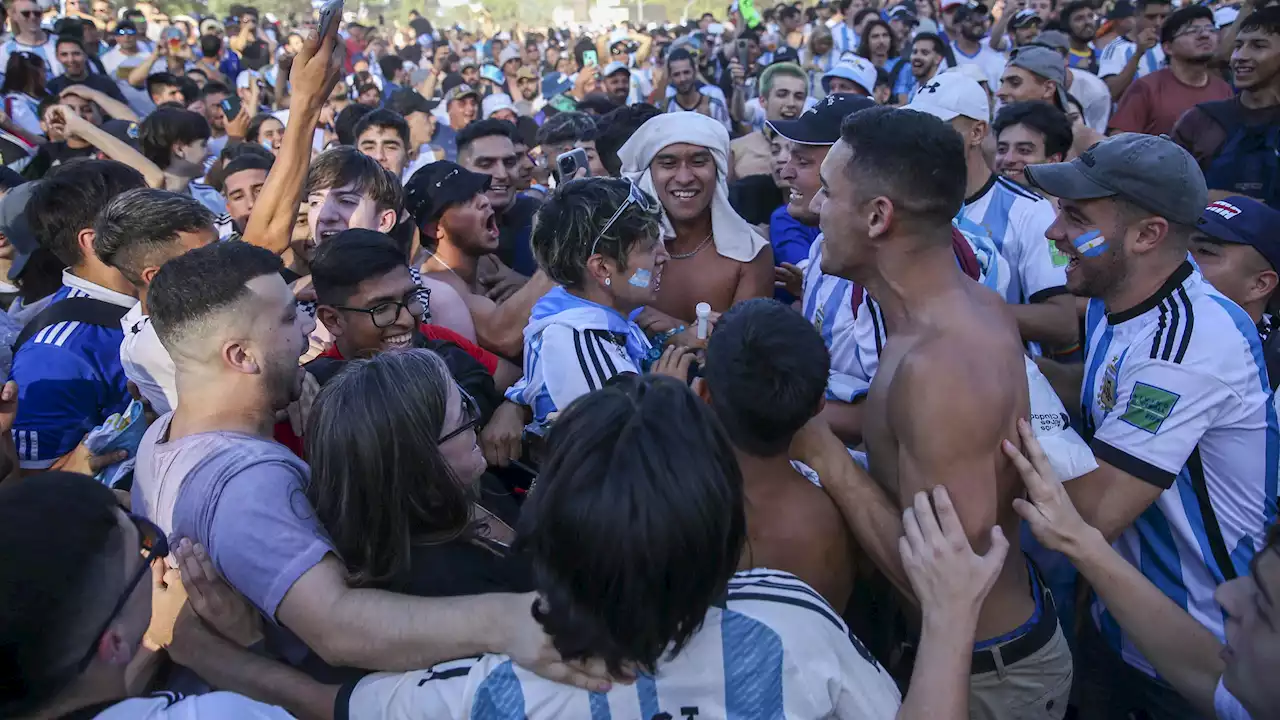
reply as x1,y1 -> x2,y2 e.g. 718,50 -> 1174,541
1110,68 -> 1234,137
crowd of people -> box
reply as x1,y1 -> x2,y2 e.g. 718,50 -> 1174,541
0,0 -> 1277,718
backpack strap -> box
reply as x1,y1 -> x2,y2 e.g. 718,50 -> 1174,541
12,297 -> 129,353
1197,98 -> 1243,131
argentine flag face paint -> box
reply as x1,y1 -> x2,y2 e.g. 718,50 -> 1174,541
628,268 -> 652,288
1072,230 -> 1108,258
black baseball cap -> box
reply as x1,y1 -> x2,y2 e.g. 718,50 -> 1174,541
1197,196 -> 1280,273
403,161 -> 491,228
386,87 -> 439,117
771,46 -> 800,66
0,181 -> 38,281
767,93 -> 876,145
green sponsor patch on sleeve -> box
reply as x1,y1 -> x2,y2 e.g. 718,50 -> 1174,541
1119,382 -> 1180,434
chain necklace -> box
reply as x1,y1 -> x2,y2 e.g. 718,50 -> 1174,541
668,232 -> 713,260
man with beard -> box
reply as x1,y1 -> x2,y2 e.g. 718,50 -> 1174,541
1059,1 -> 1101,73
47,36 -> 127,104
990,7 -> 1043,52
458,120 -> 545,284
1099,0 -> 1172,100
993,100 -> 1074,190
897,32 -> 949,104
811,106 -> 1072,719
1172,6 -> 1280,206
1110,5 -> 1232,137
950,2 -> 1008,87
1025,134 -> 1277,719
661,48 -> 733,133
410,161 -> 554,359
617,112 -> 774,344
601,61 -> 634,106
513,65 -> 544,116
730,63 -> 807,179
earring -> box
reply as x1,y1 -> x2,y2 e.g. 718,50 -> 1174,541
604,277 -> 612,286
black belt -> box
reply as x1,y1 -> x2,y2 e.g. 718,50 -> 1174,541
970,566 -> 1059,676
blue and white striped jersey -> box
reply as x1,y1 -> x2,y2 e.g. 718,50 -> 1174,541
961,175 -> 1066,306
1097,36 -> 1165,82
8,272 -> 136,469
340,570 -> 902,720
0,36 -> 64,79
1080,262 -> 1278,676
505,287 -> 651,424
831,23 -> 859,58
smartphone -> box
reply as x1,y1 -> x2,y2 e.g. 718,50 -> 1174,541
735,39 -> 751,72
318,0 -> 343,41
556,148 -> 590,181
164,26 -> 183,50
220,95 -> 243,122
582,49 -> 598,66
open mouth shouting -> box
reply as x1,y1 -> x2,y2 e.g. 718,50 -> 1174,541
484,211 -> 499,240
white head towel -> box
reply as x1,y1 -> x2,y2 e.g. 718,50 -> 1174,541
617,113 -> 768,264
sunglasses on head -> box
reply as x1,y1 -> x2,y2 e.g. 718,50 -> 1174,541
589,180 -> 655,258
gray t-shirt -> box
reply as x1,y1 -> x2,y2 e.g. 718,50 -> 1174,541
132,413 -> 333,620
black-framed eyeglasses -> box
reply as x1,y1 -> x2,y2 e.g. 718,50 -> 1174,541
440,386 -> 481,444
334,293 -> 426,328
589,181 -> 655,257
74,513 -> 168,674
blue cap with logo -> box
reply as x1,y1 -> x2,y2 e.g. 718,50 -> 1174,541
1198,196 -> 1280,273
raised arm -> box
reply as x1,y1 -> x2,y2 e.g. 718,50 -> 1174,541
459,270 -> 556,358
55,105 -> 165,187
241,24 -> 340,254
128,47 -> 162,89
60,84 -> 138,123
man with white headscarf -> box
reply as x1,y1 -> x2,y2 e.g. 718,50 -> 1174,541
618,112 -> 774,341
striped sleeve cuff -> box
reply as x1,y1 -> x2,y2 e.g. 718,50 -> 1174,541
826,373 -> 870,404
1091,438 -> 1177,489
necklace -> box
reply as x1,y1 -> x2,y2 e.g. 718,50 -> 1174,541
668,232 -> 713,260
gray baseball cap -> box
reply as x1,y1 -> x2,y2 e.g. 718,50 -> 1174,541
1023,133 -> 1208,226
1034,30 -> 1071,53
1008,46 -> 1069,111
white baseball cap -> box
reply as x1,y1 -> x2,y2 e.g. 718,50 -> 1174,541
822,56 -> 876,96
906,72 -> 989,122
482,93 -> 517,119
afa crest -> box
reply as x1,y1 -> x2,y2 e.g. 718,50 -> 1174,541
1099,356 -> 1119,413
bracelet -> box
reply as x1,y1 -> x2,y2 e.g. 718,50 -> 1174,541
644,325 -> 687,371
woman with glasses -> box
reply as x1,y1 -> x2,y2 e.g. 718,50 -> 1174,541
503,178 -> 693,429
306,349 -> 530,613
1,51 -> 49,137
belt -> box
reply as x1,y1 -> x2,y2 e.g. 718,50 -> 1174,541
970,565 -> 1059,676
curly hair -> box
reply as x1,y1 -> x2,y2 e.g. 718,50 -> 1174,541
531,178 -> 661,289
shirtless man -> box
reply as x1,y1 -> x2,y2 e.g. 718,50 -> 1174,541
809,106 -> 1072,718
406,160 -> 554,359
617,112 -> 774,346
697,297 -> 856,612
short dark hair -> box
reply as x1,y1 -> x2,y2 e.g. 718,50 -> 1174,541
138,107 -> 210,168
779,5 -> 801,20
1058,0 -> 1093,25
1160,4 -> 1214,44
1136,0 -> 1172,10
0,473 -> 131,717
535,111 -> 597,149
28,160 -> 147,267
516,373 -> 745,676
93,188 -> 215,286
55,35 -> 85,53
666,47 -> 695,70
305,145 -> 402,212
199,33 -> 221,58
838,106 -> 966,226
148,240 -> 284,352
912,32 -> 952,63
353,108 -> 410,149
244,112 -> 279,143
595,103 -> 661,177
992,100 -> 1074,159
377,54 -> 403,79
335,103 -> 375,146
1240,6 -> 1280,36
852,7 -> 880,26
457,118 -> 517,160
703,299 -> 829,455
146,71 -> 181,99
532,178 -> 661,288
222,152 -> 274,180
312,229 -> 406,306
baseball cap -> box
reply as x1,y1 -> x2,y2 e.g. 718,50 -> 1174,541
516,66 -> 538,81
906,72 -> 989,122
1008,46 -> 1070,110
199,17 -> 222,35
1034,29 -> 1071,54
482,92 -> 517,119
479,63 -> 505,86
404,161 -> 491,227
941,0 -> 967,10
1197,197 -> 1280,272
542,72 -> 574,99
387,87 -> 439,116
0,181 -> 38,281
915,18 -> 941,34
822,56 -> 876,96
443,82 -> 480,105
1107,0 -> 1135,20
1010,8 -> 1043,28
771,46 -> 800,65
603,60 -> 630,77
498,45 -> 521,66
887,5 -> 918,23
954,1 -> 990,21
768,93 -> 876,145
100,119 -> 141,148
459,57 -> 478,69
1023,133 -> 1208,226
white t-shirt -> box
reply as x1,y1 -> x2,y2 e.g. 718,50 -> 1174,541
0,35 -> 63,79
1098,36 -> 1165,81
1080,264 -> 1278,678
1068,67 -> 1112,133
960,174 -> 1065,306
92,691 -> 293,719
343,570 -> 903,720
99,48 -> 164,117
120,303 -> 177,416
952,41 -> 1008,88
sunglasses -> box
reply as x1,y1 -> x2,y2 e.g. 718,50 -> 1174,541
589,180 -> 655,257
18,9 -> 40,18
115,27 -> 137,35
439,386 -> 480,444
74,513 -> 168,674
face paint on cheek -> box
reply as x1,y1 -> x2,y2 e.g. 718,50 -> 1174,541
628,268 -> 652,288
1073,229 -> 1108,258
